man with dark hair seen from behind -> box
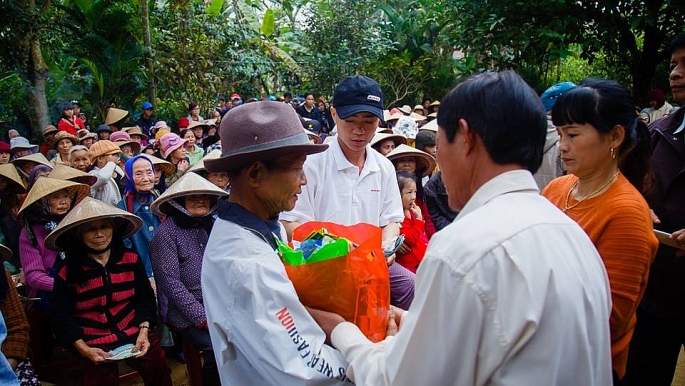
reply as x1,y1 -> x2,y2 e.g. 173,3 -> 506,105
624,32 -> 685,386
308,71 -> 613,385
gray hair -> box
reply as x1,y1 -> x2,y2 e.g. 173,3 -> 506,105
69,145 -> 89,160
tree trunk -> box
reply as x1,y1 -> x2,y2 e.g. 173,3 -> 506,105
141,0 -> 156,106
23,33 -> 50,140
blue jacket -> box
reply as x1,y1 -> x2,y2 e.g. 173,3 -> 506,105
117,193 -> 161,278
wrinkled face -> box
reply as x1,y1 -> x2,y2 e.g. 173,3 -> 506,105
206,172 -> 229,190
131,158 -> 154,192
377,139 -> 396,156
557,123 -> 613,179
0,151 -> 10,164
57,138 -> 72,155
70,150 -> 91,171
333,109 -> 378,157
394,156 -> 417,173
671,46 -> 685,103
257,154 -> 307,217
400,179 -> 417,210
184,194 -> 211,217
81,218 -> 113,251
47,189 -> 71,215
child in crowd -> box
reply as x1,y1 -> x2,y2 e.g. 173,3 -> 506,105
396,171 -> 428,273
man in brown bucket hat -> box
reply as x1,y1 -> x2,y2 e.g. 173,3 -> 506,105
201,101 -> 350,385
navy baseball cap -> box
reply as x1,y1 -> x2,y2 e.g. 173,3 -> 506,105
332,76 -> 384,120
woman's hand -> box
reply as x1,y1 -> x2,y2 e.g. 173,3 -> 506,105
672,229 -> 685,257
133,327 -> 151,357
177,159 -> 190,172
75,340 -> 112,364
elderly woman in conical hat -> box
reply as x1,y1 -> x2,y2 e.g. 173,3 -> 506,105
149,172 -> 227,385
0,164 -> 25,275
17,177 -> 89,306
44,197 -> 172,384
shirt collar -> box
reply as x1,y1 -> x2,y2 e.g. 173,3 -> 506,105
456,169 -> 539,220
218,200 -> 281,249
330,136 -> 380,173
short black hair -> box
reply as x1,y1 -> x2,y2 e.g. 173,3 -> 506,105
437,71 -> 547,174
668,33 -> 685,55
283,92 -> 292,98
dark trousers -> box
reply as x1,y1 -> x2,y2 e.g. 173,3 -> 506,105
622,307 -> 685,386
177,326 -> 220,386
79,332 -> 172,386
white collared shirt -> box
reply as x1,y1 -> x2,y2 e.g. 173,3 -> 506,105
280,138 -> 403,227
330,170 -> 613,386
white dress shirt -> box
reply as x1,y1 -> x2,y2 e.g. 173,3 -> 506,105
330,170 -> 613,385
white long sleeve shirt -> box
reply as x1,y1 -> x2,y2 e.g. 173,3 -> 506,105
330,170 -> 613,385
202,202 -> 350,385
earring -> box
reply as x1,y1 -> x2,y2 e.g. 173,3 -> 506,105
610,148 -> 615,159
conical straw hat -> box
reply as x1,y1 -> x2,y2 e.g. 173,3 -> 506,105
104,107 -> 129,125
123,126 -> 148,140
48,164 -> 97,186
386,144 -> 436,177
0,164 -> 26,193
420,119 -> 438,133
45,196 -> 143,251
375,127 -> 394,135
370,132 -> 407,148
151,172 -> 227,217
188,150 -> 221,174
143,155 -> 175,177
11,153 -> 52,169
17,177 -> 90,221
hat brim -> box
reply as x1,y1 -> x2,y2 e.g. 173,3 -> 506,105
17,178 -> 90,221
0,164 -> 26,193
161,138 -> 189,159
45,197 -> 143,251
387,145 -> 436,177
116,141 -> 142,155
205,144 -> 328,173
335,104 -> 384,120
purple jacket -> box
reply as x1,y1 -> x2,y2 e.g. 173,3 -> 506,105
149,216 -> 207,329
19,224 -> 59,298
641,106 -> 685,321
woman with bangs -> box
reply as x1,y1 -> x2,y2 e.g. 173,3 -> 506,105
541,79 -> 658,385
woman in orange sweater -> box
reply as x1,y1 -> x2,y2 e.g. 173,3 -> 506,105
541,79 -> 658,385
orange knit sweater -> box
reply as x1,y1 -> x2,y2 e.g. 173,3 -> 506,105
543,173 -> 658,378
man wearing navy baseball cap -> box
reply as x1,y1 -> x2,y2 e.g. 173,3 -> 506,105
136,101 -> 157,138
281,75 -> 414,310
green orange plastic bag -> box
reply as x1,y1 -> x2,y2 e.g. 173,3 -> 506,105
283,221 -> 390,343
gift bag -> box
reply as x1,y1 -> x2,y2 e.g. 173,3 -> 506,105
282,221 -> 390,342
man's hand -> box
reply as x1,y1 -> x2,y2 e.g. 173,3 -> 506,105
306,307 -> 345,344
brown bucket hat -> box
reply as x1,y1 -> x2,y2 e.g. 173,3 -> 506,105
104,107 -> 129,126
143,154 -> 175,178
151,172 -> 228,217
17,177 -> 90,221
48,164 -> 97,186
45,196 -> 143,251
0,164 -> 27,193
87,140 -> 121,162
43,125 -> 59,138
52,131 -> 79,150
204,101 -> 328,172
124,126 -> 149,141
386,144 -> 436,177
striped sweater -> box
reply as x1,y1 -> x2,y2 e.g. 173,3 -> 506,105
52,249 -> 156,347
